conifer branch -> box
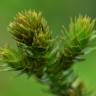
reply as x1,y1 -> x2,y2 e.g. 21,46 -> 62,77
0,10 -> 96,96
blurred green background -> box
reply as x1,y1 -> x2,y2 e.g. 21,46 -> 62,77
0,0 -> 96,96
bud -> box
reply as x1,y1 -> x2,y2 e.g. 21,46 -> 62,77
69,16 -> 95,48
0,45 -> 22,70
59,16 -> 95,70
7,10 -> 52,77
8,10 -> 51,50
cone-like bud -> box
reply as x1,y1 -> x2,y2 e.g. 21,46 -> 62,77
60,16 -> 96,69
8,10 -> 51,50
0,45 -> 22,70
7,10 -> 52,77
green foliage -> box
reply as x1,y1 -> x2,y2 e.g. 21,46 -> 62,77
0,10 -> 96,96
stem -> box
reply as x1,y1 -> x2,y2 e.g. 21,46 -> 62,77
46,68 -> 86,96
